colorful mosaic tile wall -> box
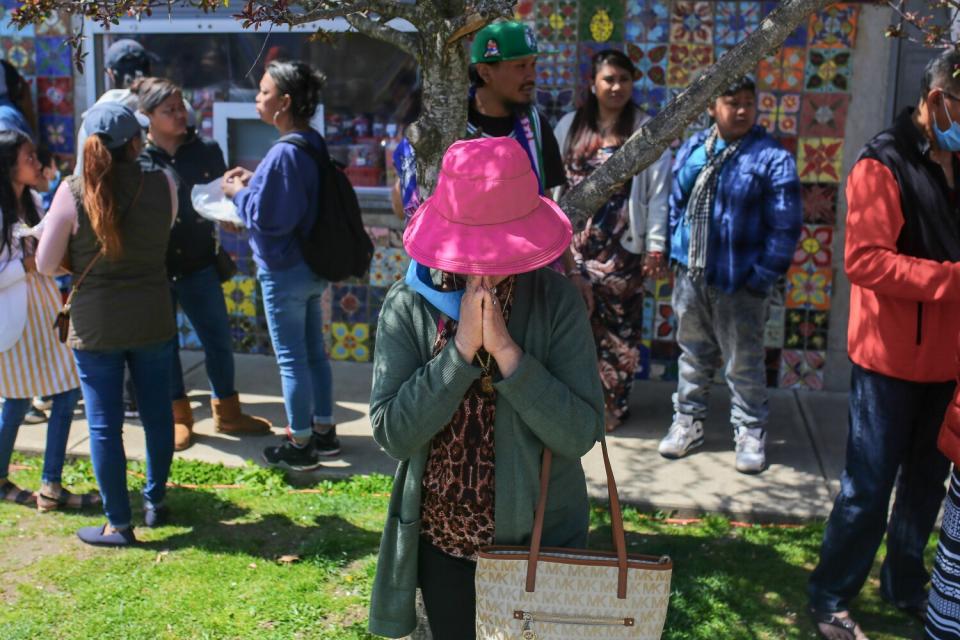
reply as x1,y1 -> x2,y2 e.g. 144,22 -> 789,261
186,1 -> 858,393
0,5 -> 75,170
176,224 -> 412,367
514,0 -> 858,391
0,2 -> 856,391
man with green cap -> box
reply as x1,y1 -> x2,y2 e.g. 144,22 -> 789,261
394,20 -> 591,303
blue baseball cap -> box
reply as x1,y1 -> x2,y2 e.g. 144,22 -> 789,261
84,102 -> 142,149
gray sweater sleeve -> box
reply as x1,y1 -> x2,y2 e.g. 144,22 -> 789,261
369,284 -> 481,461
494,279 -> 605,458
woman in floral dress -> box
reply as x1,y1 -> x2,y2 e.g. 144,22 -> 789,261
554,49 -> 671,431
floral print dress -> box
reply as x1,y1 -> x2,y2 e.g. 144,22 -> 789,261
567,145 -> 645,425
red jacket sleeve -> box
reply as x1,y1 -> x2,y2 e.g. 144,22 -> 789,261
844,158 -> 960,302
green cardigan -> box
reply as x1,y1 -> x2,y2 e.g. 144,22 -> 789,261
367,268 -> 605,638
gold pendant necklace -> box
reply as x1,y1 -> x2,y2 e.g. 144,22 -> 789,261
478,351 -> 496,395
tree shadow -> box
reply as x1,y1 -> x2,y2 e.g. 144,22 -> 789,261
584,523 -> 922,640
136,488 -> 381,567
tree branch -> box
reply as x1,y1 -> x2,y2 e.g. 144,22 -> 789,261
558,0 -> 837,229
343,12 -> 419,56
283,0 -> 424,26
445,0 -> 514,44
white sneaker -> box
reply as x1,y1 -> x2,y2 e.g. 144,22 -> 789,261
32,396 -> 52,411
734,427 -> 767,474
658,414 -> 705,459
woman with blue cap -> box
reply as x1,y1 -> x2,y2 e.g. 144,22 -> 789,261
36,101 -> 180,547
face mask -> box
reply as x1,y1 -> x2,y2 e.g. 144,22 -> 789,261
934,94 -> 960,152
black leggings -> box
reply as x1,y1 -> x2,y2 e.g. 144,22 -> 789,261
417,538 -> 477,640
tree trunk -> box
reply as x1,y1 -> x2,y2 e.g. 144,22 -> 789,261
407,33 -> 470,197
558,0 -> 838,230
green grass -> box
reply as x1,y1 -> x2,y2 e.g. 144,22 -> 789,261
0,453 -> 926,639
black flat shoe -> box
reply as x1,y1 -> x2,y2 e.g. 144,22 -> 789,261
810,608 -> 868,640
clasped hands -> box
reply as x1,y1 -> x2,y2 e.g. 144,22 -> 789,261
453,276 -> 522,376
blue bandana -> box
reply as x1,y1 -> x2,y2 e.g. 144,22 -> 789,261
404,260 -> 464,321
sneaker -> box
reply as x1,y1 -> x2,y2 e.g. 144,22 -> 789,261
262,436 -> 322,472
23,406 -> 48,424
32,396 -> 52,411
124,401 -> 139,420
734,427 -> 767,474
312,426 -> 341,457
658,413 -> 705,459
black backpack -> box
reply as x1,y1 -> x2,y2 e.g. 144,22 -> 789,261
276,134 -> 374,282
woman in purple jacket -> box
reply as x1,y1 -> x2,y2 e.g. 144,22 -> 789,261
222,60 -> 337,472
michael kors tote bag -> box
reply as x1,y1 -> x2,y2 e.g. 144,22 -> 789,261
475,440 -> 672,639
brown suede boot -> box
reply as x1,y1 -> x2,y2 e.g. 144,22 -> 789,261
212,394 -> 272,435
173,398 -> 194,451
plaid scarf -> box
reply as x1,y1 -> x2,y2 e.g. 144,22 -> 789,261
685,127 -> 744,278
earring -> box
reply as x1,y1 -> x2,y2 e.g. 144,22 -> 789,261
590,86 -> 596,94
272,109 -> 284,126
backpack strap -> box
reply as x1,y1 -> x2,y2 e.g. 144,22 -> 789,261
275,134 -> 330,172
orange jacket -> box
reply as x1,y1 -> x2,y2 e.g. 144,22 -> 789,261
845,158 -> 960,383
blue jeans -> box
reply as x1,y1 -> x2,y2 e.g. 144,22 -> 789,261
169,265 -> 237,401
672,267 -> 769,429
0,388 -> 80,484
808,364 -> 953,613
258,262 -> 333,439
73,342 -> 175,529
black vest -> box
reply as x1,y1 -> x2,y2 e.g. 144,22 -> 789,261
858,108 -> 960,262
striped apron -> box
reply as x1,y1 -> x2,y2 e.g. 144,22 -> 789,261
0,272 -> 79,398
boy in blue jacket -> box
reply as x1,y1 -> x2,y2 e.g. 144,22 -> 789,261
658,77 -> 802,473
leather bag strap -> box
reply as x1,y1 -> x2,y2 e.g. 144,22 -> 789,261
62,251 -> 101,310
525,438 -> 629,599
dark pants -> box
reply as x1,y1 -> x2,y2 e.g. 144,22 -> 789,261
418,538 -> 477,640
169,265 -> 237,401
808,363 -> 953,613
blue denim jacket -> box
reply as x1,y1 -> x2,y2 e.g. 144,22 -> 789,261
668,125 -> 802,294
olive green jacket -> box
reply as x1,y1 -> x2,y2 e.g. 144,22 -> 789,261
367,268 -> 605,638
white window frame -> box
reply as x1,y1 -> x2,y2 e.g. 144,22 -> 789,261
212,100 -> 325,160
82,15 -> 415,113
84,15 -> 410,197
212,102 -> 390,197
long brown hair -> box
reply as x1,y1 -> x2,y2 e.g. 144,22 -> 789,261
565,49 -> 638,164
82,134 -> 126,259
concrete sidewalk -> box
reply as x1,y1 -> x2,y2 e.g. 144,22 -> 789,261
12,352 -> 848,523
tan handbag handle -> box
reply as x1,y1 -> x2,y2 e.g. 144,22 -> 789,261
525,438 -> 629,599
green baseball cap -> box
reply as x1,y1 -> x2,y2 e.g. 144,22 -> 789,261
470,21 -> 542,64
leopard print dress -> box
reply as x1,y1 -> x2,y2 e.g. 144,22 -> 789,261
419,276 -> 516,560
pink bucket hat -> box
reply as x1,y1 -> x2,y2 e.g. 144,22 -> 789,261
403,137 -> 573,276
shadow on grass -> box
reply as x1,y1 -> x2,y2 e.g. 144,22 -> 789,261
137,488 -> 381,568
586,522 -> 922,640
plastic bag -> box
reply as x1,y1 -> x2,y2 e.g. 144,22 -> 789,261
191,179 -> 244,227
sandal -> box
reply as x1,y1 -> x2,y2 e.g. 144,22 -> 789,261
810,609 -> 869,640
37,487 -> 102,513
605,411 -> 622,433
0,479 -> 36,506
